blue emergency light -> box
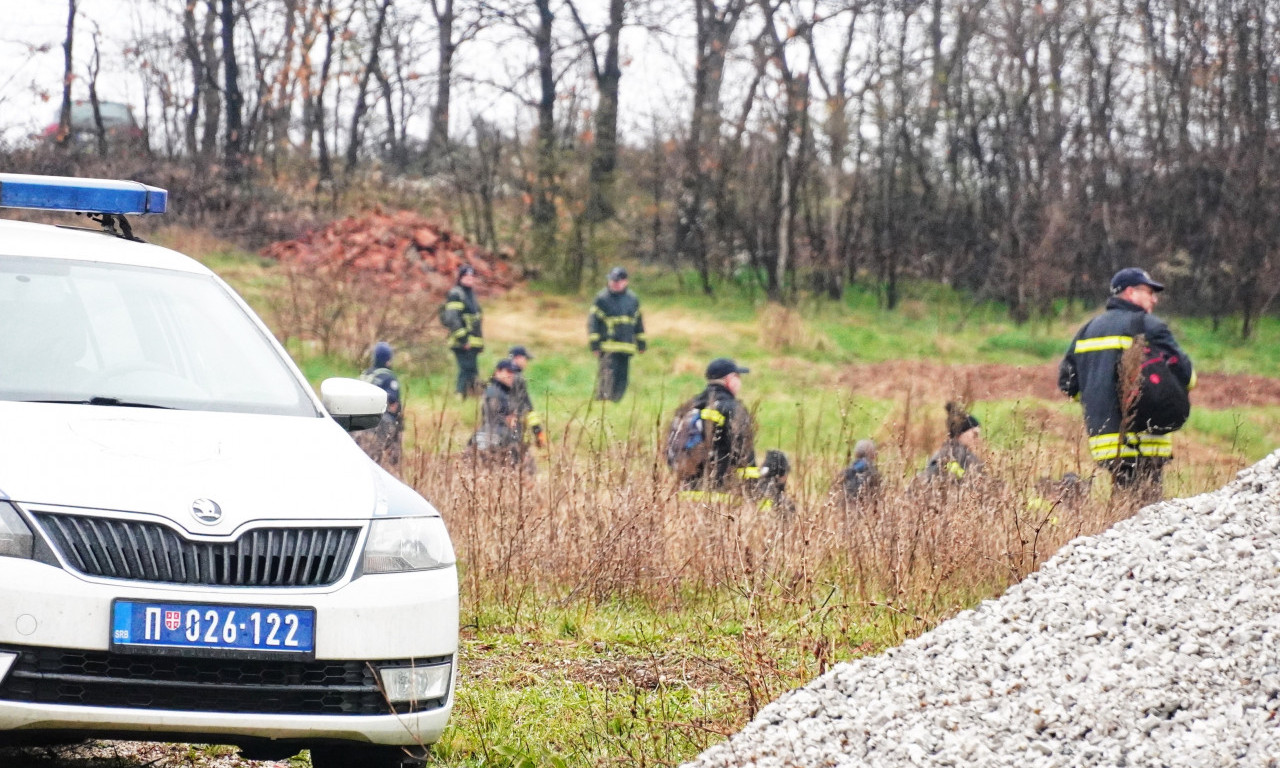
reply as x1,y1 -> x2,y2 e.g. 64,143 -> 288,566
0,173 -> 167,215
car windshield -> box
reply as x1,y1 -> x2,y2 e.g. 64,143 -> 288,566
0,254 -> 318,417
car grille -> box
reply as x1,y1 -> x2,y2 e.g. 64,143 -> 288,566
0,646 -> 446,716
31,512 -> 360,587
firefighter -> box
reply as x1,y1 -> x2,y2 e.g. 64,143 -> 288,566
671,357 -> 789,505
441,264 -> 484,397
923,402 -> 984,484
840,439 -> 882,499
507,345 -> 548,449
354,341 -> 403,467
589,266 -> 646,401
1059,267 -> 1195,502
467,358 -> 524,469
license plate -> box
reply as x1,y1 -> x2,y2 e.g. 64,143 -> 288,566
111,600 -> 315,658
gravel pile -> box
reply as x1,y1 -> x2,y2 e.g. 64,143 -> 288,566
687,452 -> 1280,767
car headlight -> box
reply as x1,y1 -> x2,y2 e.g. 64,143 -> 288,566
362,516 -> 456,574
0,503 -> 34,560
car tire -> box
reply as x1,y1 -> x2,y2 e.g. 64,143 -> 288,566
309,744 -> 426,768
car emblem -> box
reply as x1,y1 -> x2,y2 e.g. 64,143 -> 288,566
191,498 -> 222,525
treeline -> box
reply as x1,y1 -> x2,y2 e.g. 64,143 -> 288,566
43,0 -> 1280,334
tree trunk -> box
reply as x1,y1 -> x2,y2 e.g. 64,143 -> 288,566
531,0 -> 559,276
345,0 -> 393,175
425,0 -> 455,172
221,0 -> 244,181
57,0 -> 77,147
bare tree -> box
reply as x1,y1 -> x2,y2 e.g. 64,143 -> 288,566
56,0 -> 77,147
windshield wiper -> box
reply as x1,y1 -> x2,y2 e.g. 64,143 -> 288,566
26,397 -> 173,409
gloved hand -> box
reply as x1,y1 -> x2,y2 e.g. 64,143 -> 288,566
763,449 -> 789,478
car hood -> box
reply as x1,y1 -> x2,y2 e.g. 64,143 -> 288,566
0,402 -> 385,535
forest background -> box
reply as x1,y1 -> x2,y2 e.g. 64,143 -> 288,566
6,1 -> 1280,766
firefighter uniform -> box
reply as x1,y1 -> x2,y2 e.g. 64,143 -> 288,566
589,285 -> 646,401
442,281 -> 484,396
1059,295 -> 1195,489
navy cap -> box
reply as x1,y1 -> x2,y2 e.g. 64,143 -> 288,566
508,345 -> 533,359
372,341 -> 393,367
705,357 -> 750,380
458,264 -> 477,279
1110,267 -> 1164,294
496,359 -> 520,373
608,266 -> 628,281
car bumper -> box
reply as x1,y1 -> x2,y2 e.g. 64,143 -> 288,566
0,558 -> 458,745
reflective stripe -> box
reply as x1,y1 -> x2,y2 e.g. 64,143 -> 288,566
1088,432 -> 1173,460
591,306 -> 608,319
445,301 -> 466,311
946,461 -> 965,479
600,341 -> 638,354
1188,369 -> 1198,390
588,333 -> 601,341
525,411 -> 543,428
1074,336 -> 1134,353
467,336 -> 485,349
699,408 -> 726,426
737,466 -> 763,479
448,328 -> 468,341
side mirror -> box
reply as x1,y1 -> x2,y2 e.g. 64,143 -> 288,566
320,378 -> 387,431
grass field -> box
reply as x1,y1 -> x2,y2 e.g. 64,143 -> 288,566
159,228 -> 1280,767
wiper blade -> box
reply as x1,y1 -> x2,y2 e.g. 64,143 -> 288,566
26,397 -> 173,409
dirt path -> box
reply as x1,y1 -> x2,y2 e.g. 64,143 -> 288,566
833,361 -> 1280,410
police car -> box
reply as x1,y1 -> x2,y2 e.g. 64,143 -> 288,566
0,174 -> 458,766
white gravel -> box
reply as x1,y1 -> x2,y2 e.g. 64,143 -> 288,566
686,451 -> 1280,767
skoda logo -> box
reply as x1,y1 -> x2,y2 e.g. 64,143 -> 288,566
191,498 -> 222,525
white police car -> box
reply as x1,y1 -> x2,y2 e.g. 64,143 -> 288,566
0,174 -> 458,767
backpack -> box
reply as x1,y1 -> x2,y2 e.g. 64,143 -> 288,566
1118,314 -> 1191,435
665,399 -> 717,480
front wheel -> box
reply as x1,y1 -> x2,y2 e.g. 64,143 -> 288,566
309,744 -> 425,768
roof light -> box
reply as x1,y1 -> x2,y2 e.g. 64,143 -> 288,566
0,173 -> 167,215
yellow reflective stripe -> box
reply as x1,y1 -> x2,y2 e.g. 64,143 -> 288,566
600,341 -> 638,354
1088,433 -> 1172,460
525,411 -> 542,428
946,461 -> 965,478
448,328 -> 468,341
1075,336 -> 1134,353
699,408 -> 726,426
1188,369 -> 1197,390
468,337 -> 485,349
737,466 -> 763,479
445,301 -> 466,311
588,333 -> 601,341
635,333 -> 647,341
591,306 -> 607,319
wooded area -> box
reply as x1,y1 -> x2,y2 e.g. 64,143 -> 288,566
19,0 -> 1280,334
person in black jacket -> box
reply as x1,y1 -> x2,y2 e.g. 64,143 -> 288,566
441,264 -> 484,397
468,358 -> 526,470
673,358 -> 788,504
923,402 -> 984,484
354,341 -> 404,467
841,439 -> 882,499
507,345 -> 547,449
1059,267 -> 1195,500
589,266 -> 646,401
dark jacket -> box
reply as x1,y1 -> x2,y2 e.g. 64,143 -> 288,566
360,366 -> 402,423
842,459 -> 881,497
924,440 -> 983,483
510,371 -> 543,439
588,288 -> 646,355
687,382 -> 756,488
471,377 -> 519,451
1059,297 -> 1194,462
442,285 -> 484,350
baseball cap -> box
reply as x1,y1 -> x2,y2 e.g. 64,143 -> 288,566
496,359 -> 520,373
1110,267 -> 1164,294
508,345 -> 533,359
607,266 -> 628,281
705,357 -> 750,380
372,341 -> 393,367
458,264 -> 477,279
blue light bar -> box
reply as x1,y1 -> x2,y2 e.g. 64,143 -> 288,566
0,173 -> 167,215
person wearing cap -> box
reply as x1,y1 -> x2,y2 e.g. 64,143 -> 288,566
468,358 -> 530,470
589,266 -> 646,401
923,402 -> 984,483
441,264 -> 485,397
506,345 -> 547,449
1059,267 -> 1195,499
672,358 -> 789,503
354,341 -> 404,467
